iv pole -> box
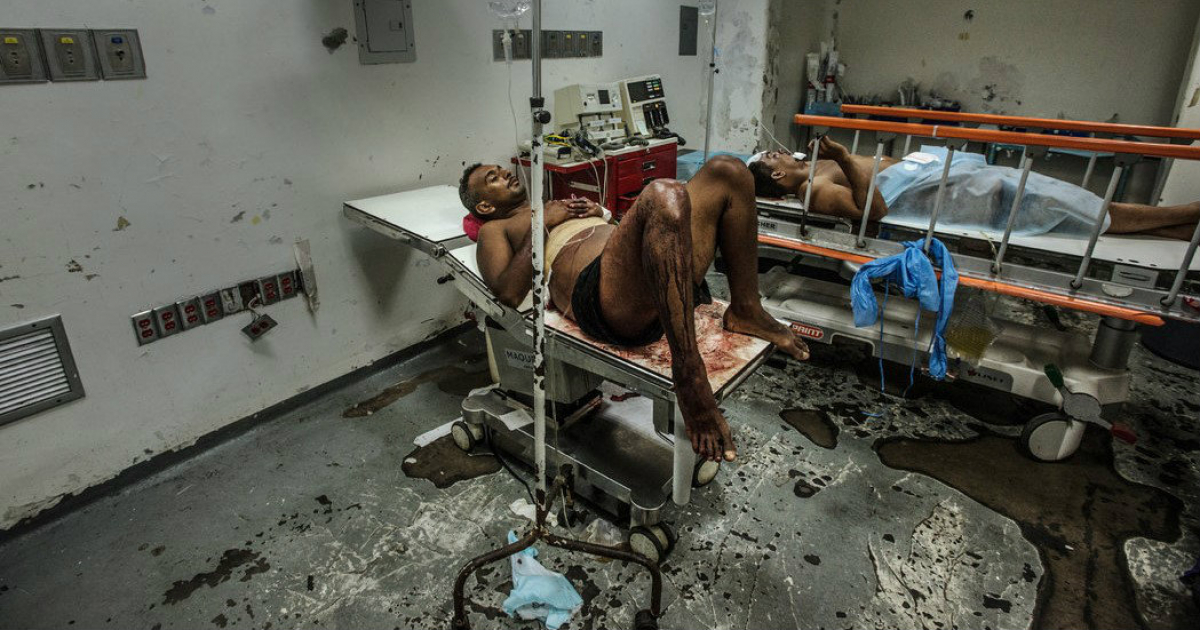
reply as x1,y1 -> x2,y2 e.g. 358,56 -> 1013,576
701,0 -> 719,161
450,3 -> 663,628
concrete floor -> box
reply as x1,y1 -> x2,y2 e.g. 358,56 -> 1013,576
0,279 -> 1197,630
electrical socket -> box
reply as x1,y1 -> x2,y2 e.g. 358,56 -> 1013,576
276,271 -> 297,300
257,276 -> 281,305
200,293 -> 223,323
152,304 -> 181,337
241,313 -> 278,341
131,310 -> 158,345
176,298 -> 202,330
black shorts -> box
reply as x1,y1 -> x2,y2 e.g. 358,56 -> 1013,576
569,254 -> 712,347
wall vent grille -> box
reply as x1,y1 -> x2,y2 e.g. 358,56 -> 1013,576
0,316 -> 84,427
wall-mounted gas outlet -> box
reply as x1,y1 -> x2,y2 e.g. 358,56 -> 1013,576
39,29 -> 99,81
92,29 -> 146,79
0,29 -> 48,84
492,29 -> 602,62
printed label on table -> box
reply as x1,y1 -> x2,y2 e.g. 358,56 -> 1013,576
504,348 -> 535,371
788,321 -> 825,341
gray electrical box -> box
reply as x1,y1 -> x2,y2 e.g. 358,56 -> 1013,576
353,0 -> 416,64
0,29 -> 48,84
92,29 -> 146,79
39,28 -> 100,81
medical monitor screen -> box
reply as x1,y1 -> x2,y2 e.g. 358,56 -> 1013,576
598,89 -> 610,105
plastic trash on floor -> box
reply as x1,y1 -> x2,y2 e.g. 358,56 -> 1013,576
502,531 -> 583,630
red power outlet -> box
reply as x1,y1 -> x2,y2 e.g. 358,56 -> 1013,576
200,293 -> 223,323
177,298 -> 202,330
131,310 -> 159,345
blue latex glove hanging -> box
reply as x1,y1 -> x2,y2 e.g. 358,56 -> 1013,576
501,531 -> 583,629
850,238 -> 958,380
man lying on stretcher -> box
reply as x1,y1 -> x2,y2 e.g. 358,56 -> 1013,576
750,136 -> 1200,240
458,156 -> 810,463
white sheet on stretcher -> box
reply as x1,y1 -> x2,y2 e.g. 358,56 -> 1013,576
879,214 -> 1200,271
755,195 -> 1199,272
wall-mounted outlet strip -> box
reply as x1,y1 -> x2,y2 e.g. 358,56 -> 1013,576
130,268 -> 306,345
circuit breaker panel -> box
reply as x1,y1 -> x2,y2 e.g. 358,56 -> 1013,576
354,0 -> 416,64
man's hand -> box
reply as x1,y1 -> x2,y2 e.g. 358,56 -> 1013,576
544,200 -> 575,231
817,135 -> 849,160
545,196 -> 605,230
564,195 -> 606,219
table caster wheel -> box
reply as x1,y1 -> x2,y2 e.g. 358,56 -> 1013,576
451,421 -> 482,452
693,459 -> 721,487
628,526 -> 666,565
633,609 -> 659,630
1021,412 -> 1076,462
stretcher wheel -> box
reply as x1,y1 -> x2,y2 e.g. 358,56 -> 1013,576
633,609 -> 659,630
628,524 -> 674,565
1021,412 -> 1077,463
450,421 -> 482,452
693,459 -> 721,487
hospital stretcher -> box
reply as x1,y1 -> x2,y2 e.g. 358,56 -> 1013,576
343,185 -> 772,564
754,112 -> 1200,461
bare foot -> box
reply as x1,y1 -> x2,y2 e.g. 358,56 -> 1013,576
680,403 -> 737,462
724,305 -> 811,361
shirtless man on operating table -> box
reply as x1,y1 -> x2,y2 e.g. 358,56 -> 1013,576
459,156 -> 810,463
750,136 -> 1200,239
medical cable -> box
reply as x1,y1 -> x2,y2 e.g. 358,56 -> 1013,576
757,119 -> 793,153
506,56 -> 532,195
485,428 -> 536,505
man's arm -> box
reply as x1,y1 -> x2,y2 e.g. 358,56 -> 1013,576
799,176 -> 867,221
477,222 -> 534,308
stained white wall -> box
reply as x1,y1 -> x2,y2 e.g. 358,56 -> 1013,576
0,0 -> 757,529
830,0 -> 1200,125
1160,10 -> 1200,205
763,0 -> 824,149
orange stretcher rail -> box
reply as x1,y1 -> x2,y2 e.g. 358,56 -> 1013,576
794,114 -> 1200,161
758,234 -> 1166,326
840,104 -> 1200,141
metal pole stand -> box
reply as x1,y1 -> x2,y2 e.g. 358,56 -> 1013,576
1089,316 -> 1138,370
450,467 -> 664,630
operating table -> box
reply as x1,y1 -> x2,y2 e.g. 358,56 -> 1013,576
343,185 -> 773,563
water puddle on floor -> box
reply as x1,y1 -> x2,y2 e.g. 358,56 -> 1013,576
401,435 -> 500,489
343,366 -> 492,418
877,430 -> 1183,629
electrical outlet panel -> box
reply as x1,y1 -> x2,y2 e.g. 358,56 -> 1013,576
0,29 -> 48,84
152,304 -> 181,337
39,29 -> 99,81
131,268 -> 304,345
131,310 -> 159,345
92,29 -> 146,80
176,298 -> 202,330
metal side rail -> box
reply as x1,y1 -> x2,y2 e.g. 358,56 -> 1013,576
757,225 -> 1197,325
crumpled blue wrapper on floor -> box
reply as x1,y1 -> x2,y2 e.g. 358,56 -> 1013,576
502,531 -> 583,629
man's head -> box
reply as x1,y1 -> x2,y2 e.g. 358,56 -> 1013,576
459,163 -> 527,219
748,150 -> 808,198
